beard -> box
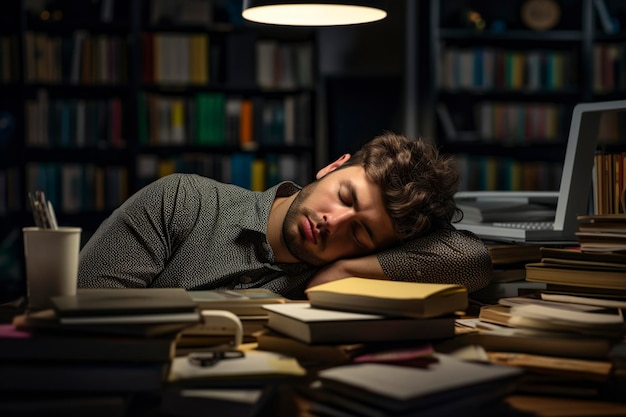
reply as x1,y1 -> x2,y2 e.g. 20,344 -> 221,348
282,181 -> 326,266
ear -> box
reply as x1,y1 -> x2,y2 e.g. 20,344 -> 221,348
316,154 -> 351,180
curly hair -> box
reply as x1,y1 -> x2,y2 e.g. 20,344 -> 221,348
339,132 -> 461,240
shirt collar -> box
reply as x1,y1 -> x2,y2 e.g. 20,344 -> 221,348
236,181 -> 301,234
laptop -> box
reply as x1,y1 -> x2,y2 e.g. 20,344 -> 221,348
454,99 -> 626,243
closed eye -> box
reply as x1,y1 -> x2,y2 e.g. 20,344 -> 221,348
339,188 -> 353,206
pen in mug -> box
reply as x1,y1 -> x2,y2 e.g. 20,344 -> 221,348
28,191 -> 58,230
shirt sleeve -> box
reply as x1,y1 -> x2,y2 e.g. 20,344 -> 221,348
77,173 -> 201,288
375,227 -> 493,292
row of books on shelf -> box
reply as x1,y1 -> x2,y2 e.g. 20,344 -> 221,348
138,92 -> 311,148
473,102 -> 563,143
137,152 -> 311,192
593,43 -> 626,93
1,153 -> 312,216
25,90 -> 124,148
593,151 -> 626,215
21,29 -> 314,89
454,154 -> 563,192
437,102 -> 565,143
438,47 -> 576,92
24,31 -> 129,85
0,35 -> 17,83
141,32 -> 211,85
141,31 -> 314,90
25,163 -> 128,214
438,101 -> 625,145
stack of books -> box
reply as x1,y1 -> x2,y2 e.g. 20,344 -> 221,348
522,214 -> 626,297
0,288 -> 201,415
471,243 -> 545,304
576,214 -> 626,252
255,278 -> 469,367
455,293 -> 625,399
304,352 -> 523,417
263,278 -> 468,344
252,278 -> 525,416
525,247 -> 626,296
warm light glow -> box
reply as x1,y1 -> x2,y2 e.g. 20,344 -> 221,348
242,4 -> 387,26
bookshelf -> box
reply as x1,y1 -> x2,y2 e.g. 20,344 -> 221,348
0,0 -> 317,301
423,0 -> 626,194
0,0 -> 317,239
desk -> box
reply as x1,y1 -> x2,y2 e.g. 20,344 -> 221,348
1,300 -> 626,417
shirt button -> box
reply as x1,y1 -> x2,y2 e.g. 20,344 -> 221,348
239,276 -> 253,284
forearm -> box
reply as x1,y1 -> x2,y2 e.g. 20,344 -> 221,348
306,255 -> 387,289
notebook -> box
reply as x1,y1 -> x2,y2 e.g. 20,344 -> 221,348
454,99 -> 626,243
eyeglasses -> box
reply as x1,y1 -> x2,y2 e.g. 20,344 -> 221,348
187,350 -> 245,367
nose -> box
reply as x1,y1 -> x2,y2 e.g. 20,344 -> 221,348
321,207 -> 354,234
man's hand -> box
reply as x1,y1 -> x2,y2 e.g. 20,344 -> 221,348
306,254 -> 388,289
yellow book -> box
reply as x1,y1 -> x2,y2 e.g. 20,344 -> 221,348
189,33 -> 208,85
158,160 -> 176,178
305,277 -> 468,319
170,98 -> 185,144
250,159 -> 266,192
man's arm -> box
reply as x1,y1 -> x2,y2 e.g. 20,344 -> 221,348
78,174 -> 198,288
306,227 -> 492,292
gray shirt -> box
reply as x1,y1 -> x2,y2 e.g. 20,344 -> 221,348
78,174 -> 492,299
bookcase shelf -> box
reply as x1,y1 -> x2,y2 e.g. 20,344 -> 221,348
424,0 -> 626,193
0,0 -> 318,244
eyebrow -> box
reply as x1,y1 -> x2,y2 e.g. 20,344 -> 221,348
345,181 -> 376,247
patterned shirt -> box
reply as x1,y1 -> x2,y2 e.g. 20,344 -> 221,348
78,174 -> 492,299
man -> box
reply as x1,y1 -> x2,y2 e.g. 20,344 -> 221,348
78,133 -> 492,299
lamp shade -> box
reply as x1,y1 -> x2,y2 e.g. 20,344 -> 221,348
241,0 -> 388,26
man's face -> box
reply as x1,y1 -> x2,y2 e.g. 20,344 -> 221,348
282,165 -> 397,266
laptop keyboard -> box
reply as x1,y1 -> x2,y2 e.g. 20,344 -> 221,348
491,221 -> 555,230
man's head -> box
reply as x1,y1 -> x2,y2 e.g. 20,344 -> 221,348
338,132 -> 461,239
280,132 -> 460,266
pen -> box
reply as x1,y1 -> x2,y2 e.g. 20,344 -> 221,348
47,200 -> 58,229
28,190 -> 59,229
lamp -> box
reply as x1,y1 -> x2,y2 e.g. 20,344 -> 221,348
241,0 -> 388,26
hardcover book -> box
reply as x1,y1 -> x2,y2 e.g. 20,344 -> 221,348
0,323 -> 177,363
305,278 -> 468,319
52,288 -> 198,316
458,324 -> 615,360
525,262 -> 626,290
262,303 -> 455,344
12,309 -> 194,337
315,354 -> 522,415
50,288 -> 201,325
188,288 -> 285,317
